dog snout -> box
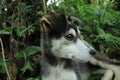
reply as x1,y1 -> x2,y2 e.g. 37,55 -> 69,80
89,49 -> 96,55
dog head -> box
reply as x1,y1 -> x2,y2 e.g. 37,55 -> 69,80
40,13 -> 96,62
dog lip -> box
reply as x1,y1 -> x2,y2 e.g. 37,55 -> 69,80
73,58 -> 92,63
71,54 -> 94,63
79,56 -> 94,63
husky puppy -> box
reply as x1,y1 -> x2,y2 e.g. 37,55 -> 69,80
40,13 -> 96,80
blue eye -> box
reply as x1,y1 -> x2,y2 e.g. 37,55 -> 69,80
65,34 -> 74,41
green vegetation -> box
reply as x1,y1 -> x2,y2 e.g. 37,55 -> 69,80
0,0 -> 120,80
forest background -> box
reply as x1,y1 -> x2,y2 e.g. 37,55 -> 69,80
0,0 -> 120,80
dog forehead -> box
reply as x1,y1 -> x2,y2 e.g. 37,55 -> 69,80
67,28 -> 77,36
67,25 -> 80,36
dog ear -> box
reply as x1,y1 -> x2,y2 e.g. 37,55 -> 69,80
40,15 -> 52,33
40,13 -> 67,33
67,16 -> 84,27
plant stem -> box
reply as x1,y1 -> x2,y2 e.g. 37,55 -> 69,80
0,38 -> 12,80
43,0 -> 47,13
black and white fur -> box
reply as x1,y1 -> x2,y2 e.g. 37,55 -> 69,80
40,13 -> 96,80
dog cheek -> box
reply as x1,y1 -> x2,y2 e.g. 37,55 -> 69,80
61,45 -> 79,59
51,39 -> 63,55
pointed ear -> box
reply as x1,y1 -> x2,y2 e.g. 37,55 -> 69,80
67,16 -> 84,27
40,16 -> 52,33
40,13 -> 67,33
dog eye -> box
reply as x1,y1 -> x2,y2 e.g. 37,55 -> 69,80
65,34 -> 74,41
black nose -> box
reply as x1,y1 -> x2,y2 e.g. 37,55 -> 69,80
89,49 -> 96,55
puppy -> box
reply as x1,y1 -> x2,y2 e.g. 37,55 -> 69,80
40,13 -> 96,80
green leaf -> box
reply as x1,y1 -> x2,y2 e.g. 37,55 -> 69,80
0,61 -> 6,73
15,46 -> 41,58
25,6 -> 33,13
26,77 -> 41,80
95,32 -> 120,47
0,59 -> 10,73
20,61 -> 33,73
0,28 -> 12,35
17,25 -> 32,37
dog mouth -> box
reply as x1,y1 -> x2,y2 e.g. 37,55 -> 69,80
74,59 -> 90,63
71,55 -> 94,63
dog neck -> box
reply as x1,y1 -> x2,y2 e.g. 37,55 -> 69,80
40,52 -> 81,80
44,52 -> 74,68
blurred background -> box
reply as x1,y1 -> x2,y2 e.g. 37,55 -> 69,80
0,0 -> 120,80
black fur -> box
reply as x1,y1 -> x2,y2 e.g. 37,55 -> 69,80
40,13 -> 80,78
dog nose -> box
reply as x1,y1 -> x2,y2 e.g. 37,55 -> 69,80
89,49 -> 96,55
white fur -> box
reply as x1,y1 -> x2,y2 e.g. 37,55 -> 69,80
51,28 -> 93,62
42,63 -> 77,80
101,69 -> 113,80
67,28 -> 76,37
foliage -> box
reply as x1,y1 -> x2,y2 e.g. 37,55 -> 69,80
0,27 -> 12,35
0,0 -> 120,80
26,77 -> 41,80
15,46 -> 41,59
89,74 -> 103,80
0,59 -> 10,73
